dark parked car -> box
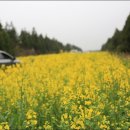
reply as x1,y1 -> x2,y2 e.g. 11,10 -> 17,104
0,50 -> 20,65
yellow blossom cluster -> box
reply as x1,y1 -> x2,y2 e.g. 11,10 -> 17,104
25,109 -> 37,128
0,122 -> 9,130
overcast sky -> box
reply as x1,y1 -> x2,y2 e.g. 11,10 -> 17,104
0,1 -> 130,51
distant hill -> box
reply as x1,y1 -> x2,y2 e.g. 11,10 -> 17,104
0,22 -> 82,56
101,14 -> 130,52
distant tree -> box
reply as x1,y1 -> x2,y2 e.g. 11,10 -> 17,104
0,21 -> 82,56
31,27 -> 39,52
101,14 -> 130,53
4,22 -> 18,55
0,23 -> 3,31
64,43 -> 72,52
64,43 -> 82,52
0,28 -> 12,54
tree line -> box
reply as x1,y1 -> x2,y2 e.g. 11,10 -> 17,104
101,14 -> 130,52
0,22 -> 82,56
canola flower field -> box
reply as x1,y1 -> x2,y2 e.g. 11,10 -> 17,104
0,52 -> 130,130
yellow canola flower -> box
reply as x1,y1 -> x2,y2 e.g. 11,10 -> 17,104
63,113 -> 68,119
0,52 -> 129,129
85,101 -> 91,105
43,121 -> 53,130
100,124 -> 108,129
0,122 -> 9,130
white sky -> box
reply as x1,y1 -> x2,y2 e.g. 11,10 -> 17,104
0,1 -> 130,51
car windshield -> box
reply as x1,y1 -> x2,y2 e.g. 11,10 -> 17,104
0,53 -> 4,59
0,53 -> 12,59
